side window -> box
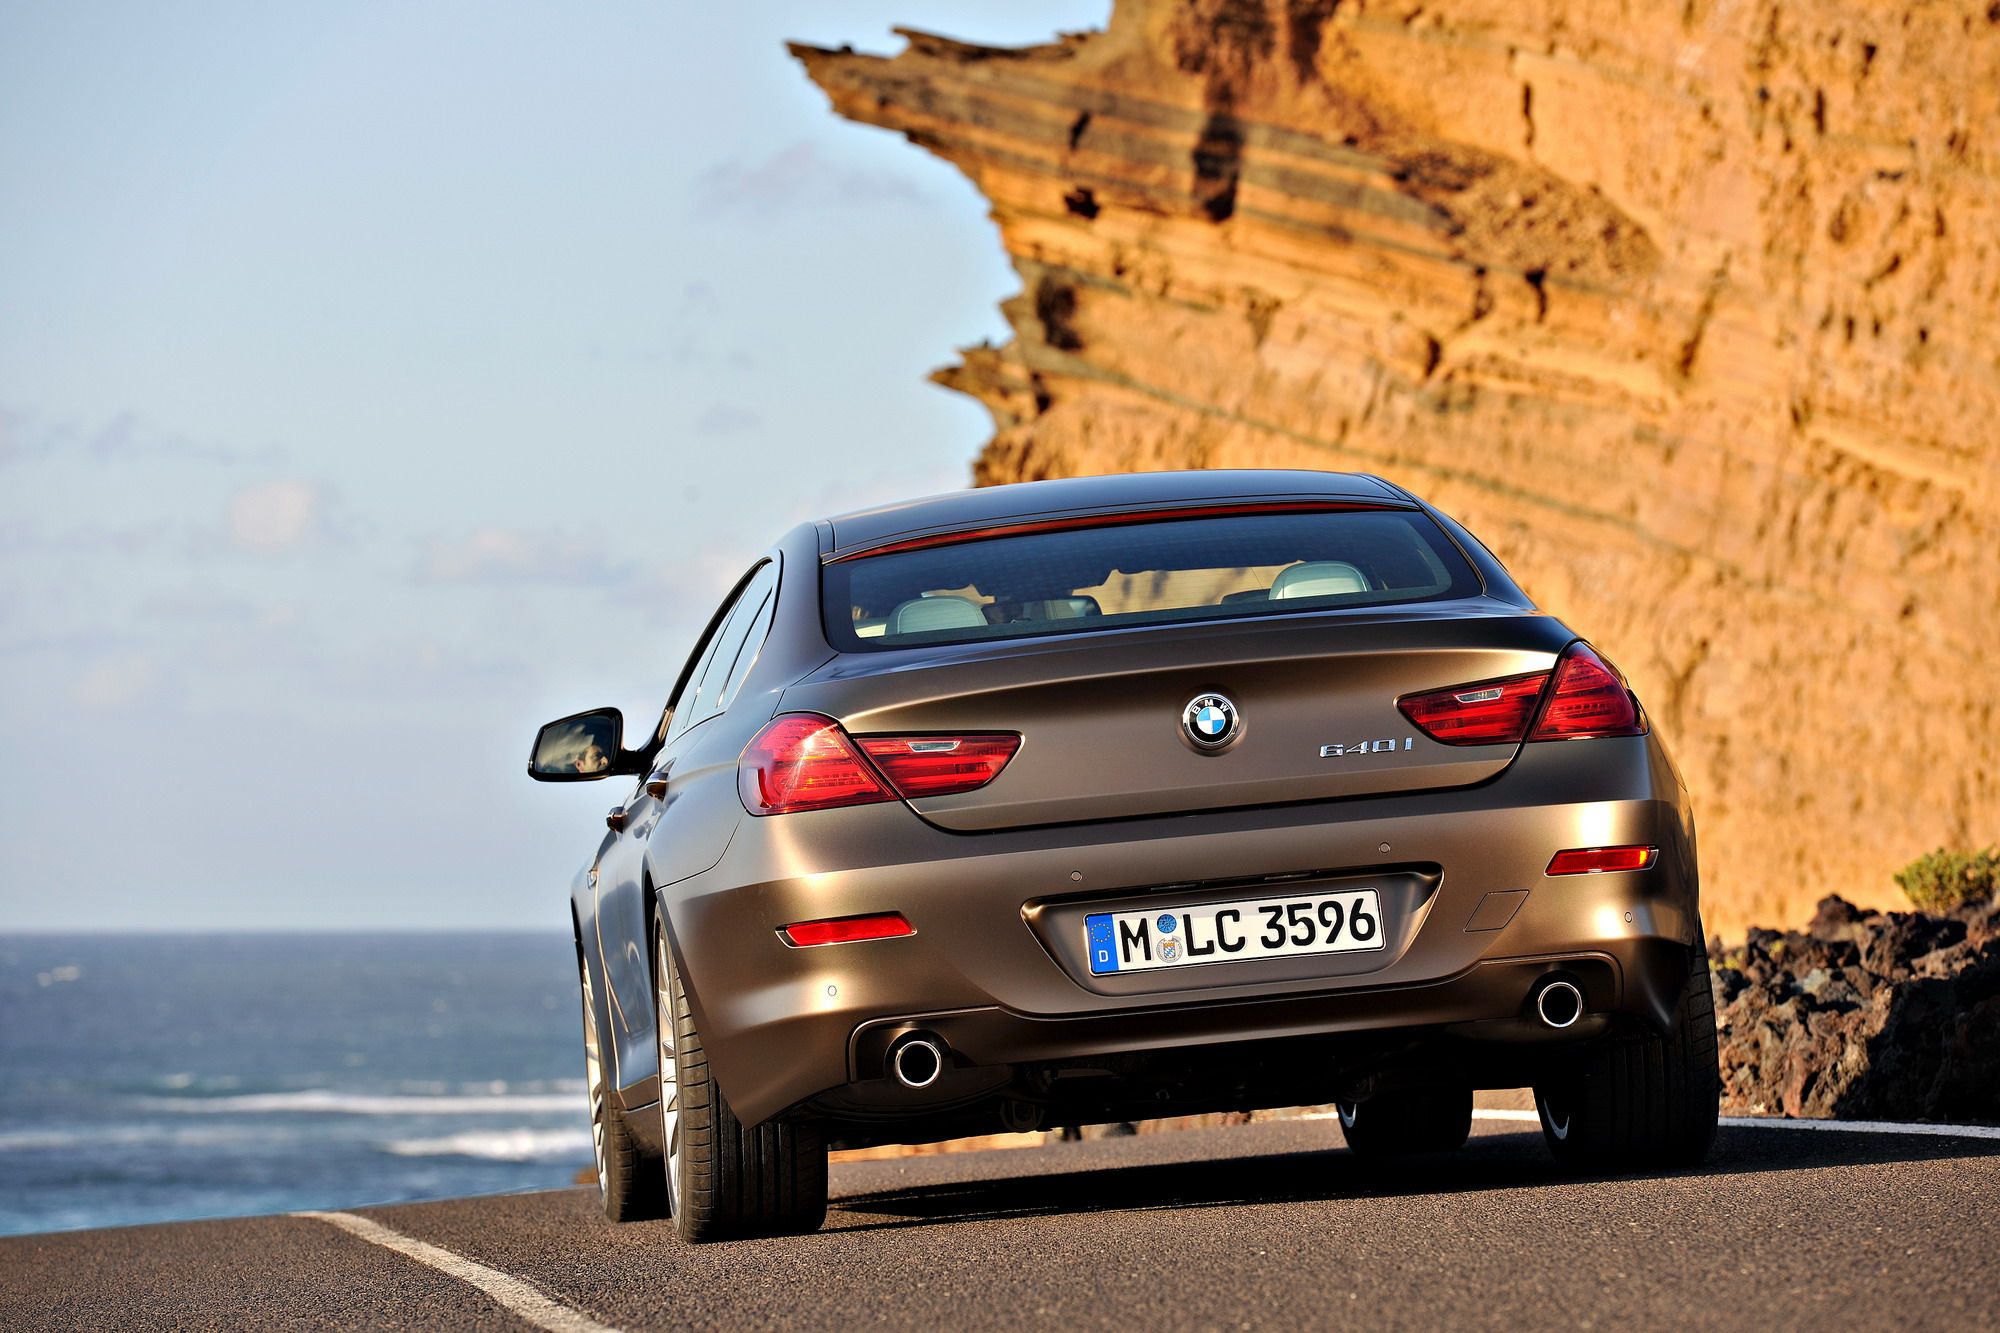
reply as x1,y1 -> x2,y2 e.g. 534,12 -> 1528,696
713,564 -> 780,713
689,561 -> 778,729
665,559 -> 777,742
663,565 -> 757,745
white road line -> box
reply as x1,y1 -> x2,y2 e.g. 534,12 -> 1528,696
1714,1115 -> 2000,1140
1466,1108 -> 2000,1138
1299,1108 -> 2000,1139
297,1210 -> 625,1333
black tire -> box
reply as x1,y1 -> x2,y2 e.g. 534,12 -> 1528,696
654,917 -> 827,1242
1533,933 -> 1720,1170
1336,1086 -> 1473,1156
578,951 -> 665,1222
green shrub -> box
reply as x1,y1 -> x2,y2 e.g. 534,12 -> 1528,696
1894,846 -> 1999,912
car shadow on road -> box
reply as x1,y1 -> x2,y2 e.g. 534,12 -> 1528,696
825,1123 -> 2000,1233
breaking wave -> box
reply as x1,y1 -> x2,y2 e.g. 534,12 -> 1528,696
382,1128 -> 592,1161
0,1124 -> 297,1153
139,1089 -> 580,1115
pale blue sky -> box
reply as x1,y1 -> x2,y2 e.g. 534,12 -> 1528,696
0,2 -> 1106,929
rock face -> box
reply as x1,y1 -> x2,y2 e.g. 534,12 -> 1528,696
1711,894 -> 2000,1121
795,1 -> 2000,932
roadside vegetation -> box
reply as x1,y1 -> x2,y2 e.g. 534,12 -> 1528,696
1895,846 -> 1999,913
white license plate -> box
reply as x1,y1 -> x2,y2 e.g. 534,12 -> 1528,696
1085,889 -> 1385,975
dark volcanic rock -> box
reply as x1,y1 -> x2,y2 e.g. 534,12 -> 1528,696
1712,894 -> 2000,1122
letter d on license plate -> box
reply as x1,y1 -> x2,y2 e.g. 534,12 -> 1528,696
1085,889 -> 1384,975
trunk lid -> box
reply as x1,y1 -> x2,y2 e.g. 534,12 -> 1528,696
783,605 -> 1572,831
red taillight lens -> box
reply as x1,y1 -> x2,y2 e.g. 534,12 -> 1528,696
739,714 -> 892,815
1546,845 -> 1657,875
779,913 -> 915,947
739,717 -> 1021,814
854,734 -> 1020,798
1397,643 -> 1647,746
1397,672 -> 1550,746
1528,644 -> 1645,740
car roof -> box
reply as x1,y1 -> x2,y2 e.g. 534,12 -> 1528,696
819,469 -> 1408,560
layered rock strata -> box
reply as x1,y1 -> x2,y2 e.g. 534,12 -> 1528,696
795,1 -> 2000,931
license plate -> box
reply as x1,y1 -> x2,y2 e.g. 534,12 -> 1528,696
1085,889 -> 1385,975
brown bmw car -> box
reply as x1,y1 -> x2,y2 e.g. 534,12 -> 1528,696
530,470 -> 1718,1241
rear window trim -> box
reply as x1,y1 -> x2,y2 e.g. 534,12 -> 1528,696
822,500 -> 1411,564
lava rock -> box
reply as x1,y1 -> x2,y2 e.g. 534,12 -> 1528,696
1711,895 -> 2000,1122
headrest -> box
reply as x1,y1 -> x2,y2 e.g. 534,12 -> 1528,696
1269,561 -> 1369,600
1016,596 -> 1102,621
889,595 -> 988,635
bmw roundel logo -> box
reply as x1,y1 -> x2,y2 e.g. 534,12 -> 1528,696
1181,692 -> 1240,751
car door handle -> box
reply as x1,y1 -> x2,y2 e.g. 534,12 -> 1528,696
644,767 -> 672,800
605,806 -> 627,831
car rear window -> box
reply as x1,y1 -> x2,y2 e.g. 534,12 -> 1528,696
821,508 -> 1482,651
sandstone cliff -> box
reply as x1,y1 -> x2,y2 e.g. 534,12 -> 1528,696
794,0 -> 2000,932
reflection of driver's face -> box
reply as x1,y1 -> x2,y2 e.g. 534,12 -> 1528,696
574,741 -> 607,773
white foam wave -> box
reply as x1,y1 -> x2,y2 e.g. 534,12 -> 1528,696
0,1124 -> 295,1152
140,1090 -> 578,1115
382,1128 -> 592,1161
386,1080 -> 584,1097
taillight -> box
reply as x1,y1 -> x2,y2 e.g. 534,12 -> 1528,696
739,714 -> 892,815
1528,643 -> 1645,740
738,715 -> 1022,815
1397,672 -> 1549,745
1547,845 -> 1657,875
779,913 -> 915,947
1397,643 -> 1646,747
855,735 -> 1019,798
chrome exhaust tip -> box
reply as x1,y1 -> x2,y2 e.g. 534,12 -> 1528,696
889,1036 -> 945,1089
1536,978 -> 1584,1030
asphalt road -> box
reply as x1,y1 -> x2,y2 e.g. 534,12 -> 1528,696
5,1113 -> 1998,1332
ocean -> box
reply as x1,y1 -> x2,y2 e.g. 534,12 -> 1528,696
0,933 -> 592,1237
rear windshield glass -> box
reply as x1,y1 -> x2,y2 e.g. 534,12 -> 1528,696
822,509 -> 1481,651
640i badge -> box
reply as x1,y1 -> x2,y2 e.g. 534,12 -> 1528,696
1320,737 -> 1416,758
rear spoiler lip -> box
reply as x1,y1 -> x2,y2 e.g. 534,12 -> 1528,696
820,499 -> 1415,564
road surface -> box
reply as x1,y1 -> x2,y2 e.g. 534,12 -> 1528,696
4,1112 -> 1997,1331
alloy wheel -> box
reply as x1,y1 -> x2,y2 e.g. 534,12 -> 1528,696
580,962 -> 608,1196
654,930 -> 682,1213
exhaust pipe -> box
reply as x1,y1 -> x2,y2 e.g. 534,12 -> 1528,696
889,1035 -> 945,1089
1535,978 -> 1584,1030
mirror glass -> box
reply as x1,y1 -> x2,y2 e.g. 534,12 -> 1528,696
528,709 -> 623,781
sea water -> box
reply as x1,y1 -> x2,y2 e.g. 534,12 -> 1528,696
0,933 -> 593,1236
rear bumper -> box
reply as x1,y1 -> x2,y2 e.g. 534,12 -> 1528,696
660,733 -> 1698,1127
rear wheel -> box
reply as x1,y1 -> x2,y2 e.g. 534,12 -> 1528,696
1533,933 -> 1719,1170
653,917 -> 827,1241
1337,1086 -> 1473,1156
578,952 -> 664,1221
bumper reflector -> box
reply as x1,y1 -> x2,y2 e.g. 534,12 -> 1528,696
779,913 -> 915,947
1546,845 -> 1658,876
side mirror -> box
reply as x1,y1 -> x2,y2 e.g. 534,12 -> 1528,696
528,708 -> 627,782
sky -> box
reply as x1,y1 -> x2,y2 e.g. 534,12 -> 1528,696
0,1 -> 1109,931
